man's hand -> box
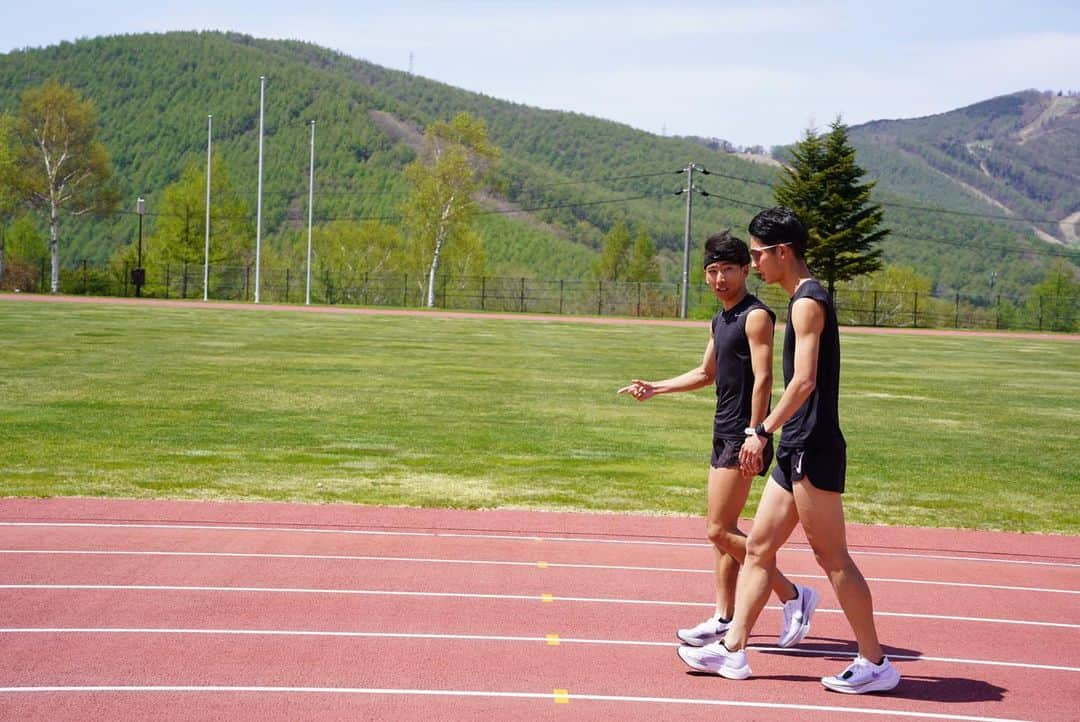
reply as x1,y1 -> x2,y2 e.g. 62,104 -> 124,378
617,380 -> 657,402
739,434 -> 765,475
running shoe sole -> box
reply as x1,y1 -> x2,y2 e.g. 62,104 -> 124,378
676,646 -> 751,680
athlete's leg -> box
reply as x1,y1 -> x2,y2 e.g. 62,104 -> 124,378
707,465 -> 798,617
722,478 -> 800,651
706,465 -> 746,618
793,477 -> 885,663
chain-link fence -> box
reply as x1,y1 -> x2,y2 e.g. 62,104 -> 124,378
5,259 -> 1078,332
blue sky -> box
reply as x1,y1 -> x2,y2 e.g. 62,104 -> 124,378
1,1 -> 1077,147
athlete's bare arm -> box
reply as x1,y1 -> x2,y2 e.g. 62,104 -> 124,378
740,297 -> 822,464
739,308 -> 774,473
618,329 -> 717,401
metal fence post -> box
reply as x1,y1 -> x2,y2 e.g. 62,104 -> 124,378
996,293 -> 1001,329
872,290 -> 878,326
955,292 -> 960,328
597,280 -> 603,316
285,268 -> 290,304
913,291 -> 919,328
559,279 -> 564,314
403,274 -> 408,307
1039,295 -> 1043,331
480,276 -> 486,311
165,264 -> 171,299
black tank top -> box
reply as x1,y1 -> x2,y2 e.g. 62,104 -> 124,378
780,279 -> 844,448
711,293 -> 775,440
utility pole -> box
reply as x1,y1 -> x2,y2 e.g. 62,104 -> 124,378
677,164 -> 696,319
675,164 -> 713,319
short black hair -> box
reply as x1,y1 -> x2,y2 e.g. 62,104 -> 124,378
703,230 -> 750,268
748,207 -> 809,258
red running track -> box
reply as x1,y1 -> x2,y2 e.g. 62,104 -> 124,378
0,498 -> 1077,721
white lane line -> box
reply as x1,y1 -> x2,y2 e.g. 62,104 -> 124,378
1,584 -> 1076,629
2,521 -> 1077,569
0,685 -> 1031,721
2,549 -> 1076,596
1,628 -> 1076,673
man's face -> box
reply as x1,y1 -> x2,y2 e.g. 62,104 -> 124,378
750,236 -> 787,284
704,261 -> 748,300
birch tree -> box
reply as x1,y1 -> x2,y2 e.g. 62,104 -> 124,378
401,113 -> 498,307
11,81 -> 119,293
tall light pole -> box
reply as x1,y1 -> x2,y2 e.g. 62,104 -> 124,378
305,120 -> 315,306
254,75 -> 265,303
203,114 -> 212,302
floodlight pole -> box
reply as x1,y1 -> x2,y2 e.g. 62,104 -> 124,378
305,120 -> 315,306
203,114 -> 212,301
254,75 -> 265,304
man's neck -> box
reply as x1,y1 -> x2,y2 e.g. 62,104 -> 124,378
780,263 -> 813,297
721,288 -> 749,311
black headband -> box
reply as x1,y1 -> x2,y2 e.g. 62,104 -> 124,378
703,250 -> 729,268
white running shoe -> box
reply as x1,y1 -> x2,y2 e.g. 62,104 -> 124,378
822,656 -> 901,694
676,614 -> 731,646
778,584 -> 819,648
676,641 -> 752,680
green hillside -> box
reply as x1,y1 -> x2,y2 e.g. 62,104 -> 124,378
849,91 -> 1079,243
0,32 -> 1076,299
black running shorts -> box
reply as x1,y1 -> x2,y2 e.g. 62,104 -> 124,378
711,436 -> 774,478
771,438 -> 846,494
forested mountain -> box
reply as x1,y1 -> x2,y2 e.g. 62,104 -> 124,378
0,31 -> 1076,298
848,91 -> 1079,245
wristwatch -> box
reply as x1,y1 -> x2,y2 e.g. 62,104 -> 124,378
744,423 -> 772,439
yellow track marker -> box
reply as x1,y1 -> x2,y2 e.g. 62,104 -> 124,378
540,593 -> 554,603
546,634 -> 560,646
553,688 -> 569,704
536,561 -> 549,569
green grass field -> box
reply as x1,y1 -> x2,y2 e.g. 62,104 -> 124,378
2,299 -> 1077,534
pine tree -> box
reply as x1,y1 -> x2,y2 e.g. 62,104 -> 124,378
775,119 -> 886,296
625,229 -> 660,282
594,220 -> 632,280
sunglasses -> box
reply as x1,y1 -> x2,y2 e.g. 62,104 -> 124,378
750,242 -> 791,261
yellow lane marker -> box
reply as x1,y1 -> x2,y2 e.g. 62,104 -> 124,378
546,634 -> 560,646
541,593 -> 554,603
536,561 -> 549,569
553,688 -> 569,704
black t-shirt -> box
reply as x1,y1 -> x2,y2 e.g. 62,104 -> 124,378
711,293 -> 775,440
780,279 -> 844,448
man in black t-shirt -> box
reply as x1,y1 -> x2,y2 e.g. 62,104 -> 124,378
619,231 -> 812,652
678,208 -> 900,694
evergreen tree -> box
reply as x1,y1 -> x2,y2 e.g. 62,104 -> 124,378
1028,260 -> 1079,331
775,119 -> 886,296
595,220 -> 632,280
0,114 -> 16,282
625,229 -> 661,282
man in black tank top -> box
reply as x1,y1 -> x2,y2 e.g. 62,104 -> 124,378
619,231 -> 812,655
701,207 -> 900,694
